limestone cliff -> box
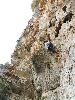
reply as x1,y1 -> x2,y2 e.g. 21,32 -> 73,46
2,0 -> 75,100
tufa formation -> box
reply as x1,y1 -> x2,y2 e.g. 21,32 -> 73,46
1,0 -> 75,100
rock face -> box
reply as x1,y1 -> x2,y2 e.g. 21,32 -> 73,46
3,0 -> 75,100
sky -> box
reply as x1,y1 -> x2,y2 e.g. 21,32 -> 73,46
0,0 -> 33,64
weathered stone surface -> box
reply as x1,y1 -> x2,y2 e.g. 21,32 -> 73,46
1,0 -> 75,100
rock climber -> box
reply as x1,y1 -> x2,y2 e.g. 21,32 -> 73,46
44,34 -> 56,53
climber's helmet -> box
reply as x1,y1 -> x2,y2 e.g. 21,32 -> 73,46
44,41 -> 56,53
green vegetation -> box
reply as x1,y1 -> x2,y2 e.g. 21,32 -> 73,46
31,0 -> 47,12
0,62 -> 10,69
39,96 -> 47,100
31,0 -> 40,12
0,78 -> 11,100
0,64 -> 4,69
